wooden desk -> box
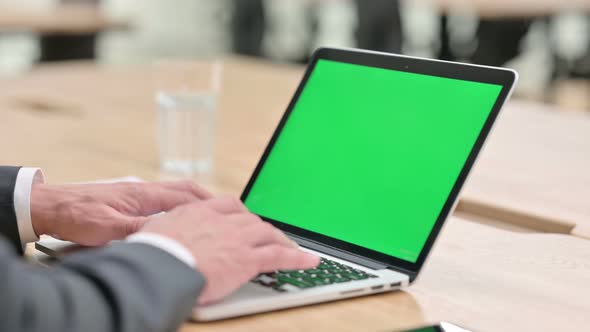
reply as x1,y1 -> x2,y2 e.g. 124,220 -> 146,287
0,59 -> 301,192
2,59 -> 590,330
461,100 -> 590,238
177,217 -> 590,332
1,59 -> 588,236
0,4 -> 127,34
427,0 -> 590,18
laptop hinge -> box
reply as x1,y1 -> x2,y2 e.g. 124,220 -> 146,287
386,266 -> 417,282
287,233 -> 387,269
287,233 -> 417,281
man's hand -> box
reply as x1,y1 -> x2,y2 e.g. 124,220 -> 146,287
31,181 -> 212,245
140,197 -> 320,305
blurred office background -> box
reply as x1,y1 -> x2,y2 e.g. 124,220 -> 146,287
1,0 -> 589,110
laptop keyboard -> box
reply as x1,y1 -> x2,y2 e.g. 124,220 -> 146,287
252,258 -> 378,292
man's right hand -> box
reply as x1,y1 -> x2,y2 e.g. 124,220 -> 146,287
139,197 -> 320,305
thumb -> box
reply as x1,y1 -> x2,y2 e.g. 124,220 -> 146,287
119,214 -> 152,237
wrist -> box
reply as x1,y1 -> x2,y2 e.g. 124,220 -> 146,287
30,184 -> 52,237
127,232 -> 196,269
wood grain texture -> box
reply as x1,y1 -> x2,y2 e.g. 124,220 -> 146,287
178,218 -> 590,332
3,58 -> 590,331
1,59 -> 587,237
410,217 -> 590,332
1,59 -> 588,234
0,58 -> 590,233
424,0 -> 590,18
0,4 -> 127,34
0,58 -> 301,192
461,100 -> 590,238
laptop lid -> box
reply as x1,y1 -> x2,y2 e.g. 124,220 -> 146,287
241,48 -> 518,280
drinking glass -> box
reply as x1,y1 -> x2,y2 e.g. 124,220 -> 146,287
154,60 -> 223,175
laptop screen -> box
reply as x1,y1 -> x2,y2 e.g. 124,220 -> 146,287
243,59 -> 503,263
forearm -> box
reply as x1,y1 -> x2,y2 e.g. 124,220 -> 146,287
0,240 -> 204,332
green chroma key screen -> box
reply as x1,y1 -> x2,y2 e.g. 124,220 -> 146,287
244,59 -> 502,262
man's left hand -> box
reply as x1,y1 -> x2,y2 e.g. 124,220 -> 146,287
30,181 -> 212,245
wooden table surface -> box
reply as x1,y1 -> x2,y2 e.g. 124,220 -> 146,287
460,100 -> 590,238
178,217 -> 590,332
0,59 -> 300,191
2,58 -> 590,331
0,58 -> 587,237
0,4 -> 127,34
428,0 -> 590,17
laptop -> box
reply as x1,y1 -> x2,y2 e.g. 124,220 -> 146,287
192,48 -> 517,321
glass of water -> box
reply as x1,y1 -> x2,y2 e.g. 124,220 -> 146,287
154,60 -> 223,175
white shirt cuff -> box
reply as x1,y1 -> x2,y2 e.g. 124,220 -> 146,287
14,167 -> 45,244
126,233 -> 196,269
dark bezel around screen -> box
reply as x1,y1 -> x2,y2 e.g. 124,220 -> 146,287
240,47 -> 517,278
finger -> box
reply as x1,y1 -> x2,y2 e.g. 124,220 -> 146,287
107,210 -> 151,238
240,221 -> 299,249
204,196 -> 248,214
155,181 -> 214,200
252,245 -> 320,273
122,215 -> 151,236
122,183 -> 206,215
225,211 -> 262,225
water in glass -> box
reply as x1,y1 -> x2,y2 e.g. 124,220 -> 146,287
157,91 -> 216,175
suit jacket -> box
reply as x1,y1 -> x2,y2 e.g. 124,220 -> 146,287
0,166 -> 205,332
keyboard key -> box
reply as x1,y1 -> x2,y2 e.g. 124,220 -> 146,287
305,278 -> 331,286
256,275 -> 277,286
253,257 -> 378,291
279,276 -> 314,289
346,274 -> 368,280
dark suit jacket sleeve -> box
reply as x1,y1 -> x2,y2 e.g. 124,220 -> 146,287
0,166 -> 205,331
0,166 -> 24,253
0,239 -> 205,332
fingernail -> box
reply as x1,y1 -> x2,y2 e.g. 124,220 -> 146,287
290,240 -> 300,248
306,253 -> 321,264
